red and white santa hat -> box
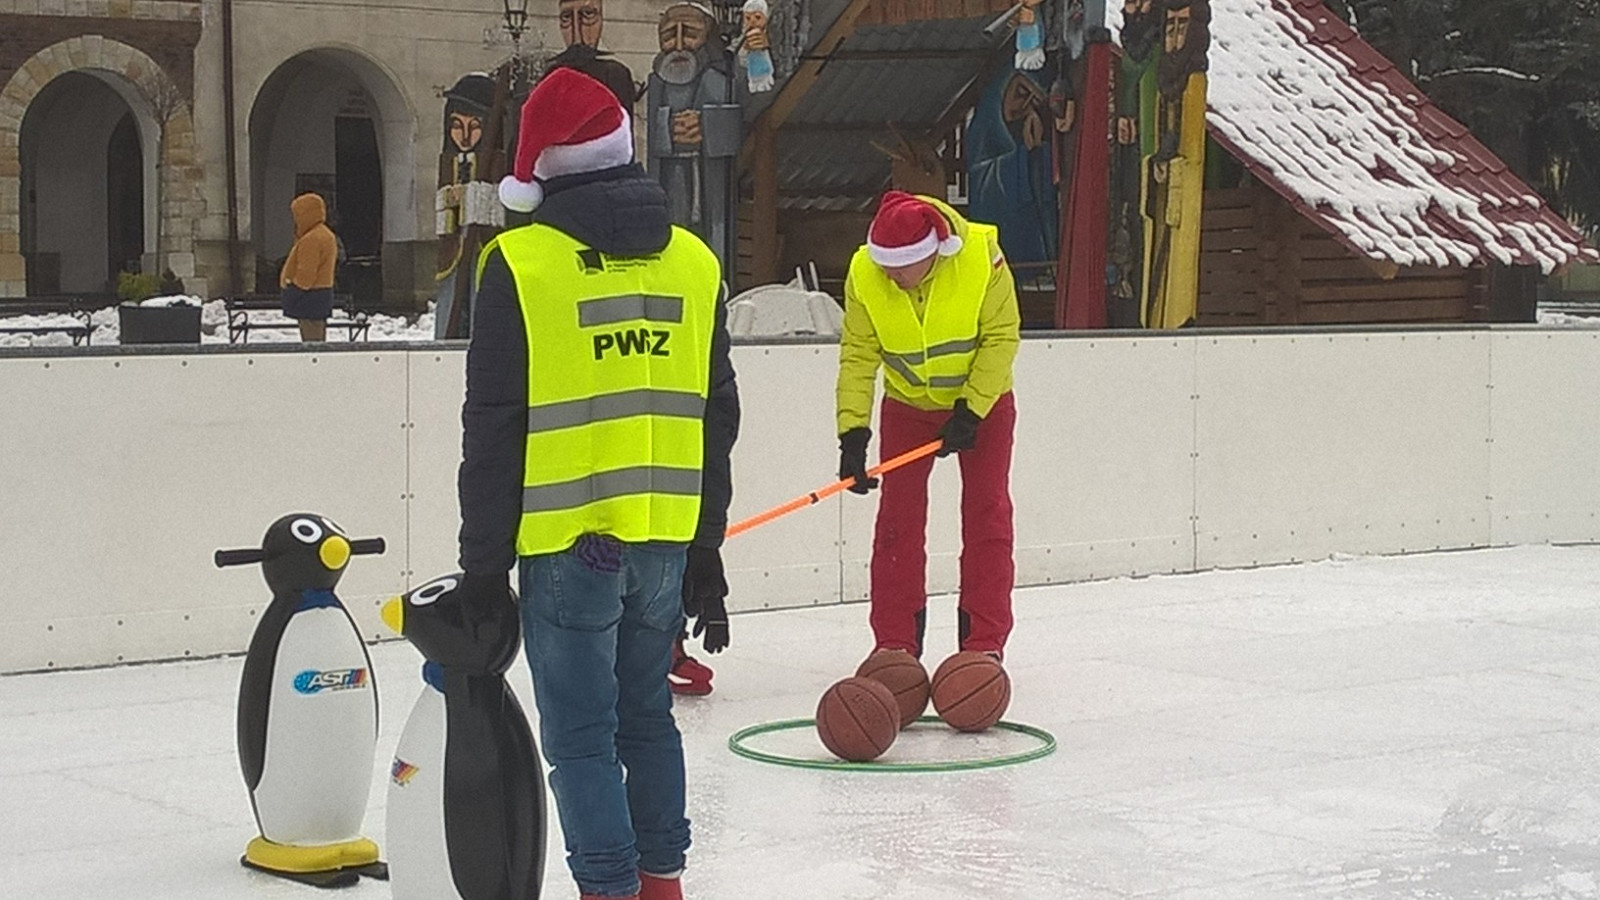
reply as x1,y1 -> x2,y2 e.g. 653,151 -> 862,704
866,190 -> 963,267
498,67 -> 635,213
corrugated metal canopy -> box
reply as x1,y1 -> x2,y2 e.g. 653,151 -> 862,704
778,130 -> 897,205
768,15 -> 1008,207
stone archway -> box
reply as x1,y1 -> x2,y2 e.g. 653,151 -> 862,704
246,46 -> 416,307
0,37 -> 205,298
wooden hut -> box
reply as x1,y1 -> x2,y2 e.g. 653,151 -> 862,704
1193,0 -> 1597,326
735,0 -> 1597,323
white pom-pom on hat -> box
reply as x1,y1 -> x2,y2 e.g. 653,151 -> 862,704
498,175 -> 544,214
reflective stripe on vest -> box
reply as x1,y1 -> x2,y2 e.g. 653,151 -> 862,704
486,223 -> 721,555
847,221 -> 996,406
522,466 -> 703,513
527,389 -> 707,434
578,294 -> 684,327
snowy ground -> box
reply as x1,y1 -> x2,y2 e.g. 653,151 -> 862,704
0,297 -> 435,347
7,544 -> 1600,899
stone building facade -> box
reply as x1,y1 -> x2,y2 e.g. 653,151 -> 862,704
0,0 -> 668,305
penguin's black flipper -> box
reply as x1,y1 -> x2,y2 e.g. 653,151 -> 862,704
499,685 -> 546,899
237,597 -> 298,792
240,856 -> 360,889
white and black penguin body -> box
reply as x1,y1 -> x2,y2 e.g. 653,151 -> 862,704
387,659 -> 456,898
383,573 -> 545,900
228,514 -> 386,846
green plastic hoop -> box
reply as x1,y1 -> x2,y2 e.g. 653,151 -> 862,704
727,716 -> 1057,773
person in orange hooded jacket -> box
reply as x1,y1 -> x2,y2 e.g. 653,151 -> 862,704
279,193 -> 339,341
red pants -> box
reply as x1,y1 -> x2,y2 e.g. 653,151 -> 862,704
870,393 -> 1016,656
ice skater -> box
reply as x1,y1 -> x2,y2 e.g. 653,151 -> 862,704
834,190 -> 1021,661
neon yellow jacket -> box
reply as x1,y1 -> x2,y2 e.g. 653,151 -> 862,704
837,196 -> 1021,433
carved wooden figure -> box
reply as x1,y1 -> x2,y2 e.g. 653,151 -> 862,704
740,0 -> 775,92
559,0 -> 605,48
1109,0 -> 1161,327
434,70 -> 509,339
1143,0 -> 1209,329
647,1 -> 740,268
1014,0 -> 1047,70
872,124 -> 946,197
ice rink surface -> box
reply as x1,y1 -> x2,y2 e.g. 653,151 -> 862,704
7,544 -> 1600,899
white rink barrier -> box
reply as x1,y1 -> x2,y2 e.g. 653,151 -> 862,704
2,328 -> 1599,672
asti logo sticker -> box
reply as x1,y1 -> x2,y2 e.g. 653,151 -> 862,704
293,668 -> 369,695
391,758 -> 419,787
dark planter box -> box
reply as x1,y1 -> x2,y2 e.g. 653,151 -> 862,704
119,303 -> 201,344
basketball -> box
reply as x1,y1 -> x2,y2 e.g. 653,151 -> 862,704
814,676 -> 900,762
854,649 -> 930,729
930,651 -> 1010,732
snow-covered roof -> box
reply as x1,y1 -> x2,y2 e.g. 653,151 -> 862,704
1204,0 -> 1598,273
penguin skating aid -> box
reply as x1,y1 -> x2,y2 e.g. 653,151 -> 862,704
382,573 -> 546,900
216,513 -> 389,888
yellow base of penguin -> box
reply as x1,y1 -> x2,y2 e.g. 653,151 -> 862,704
243,835 -> 381,873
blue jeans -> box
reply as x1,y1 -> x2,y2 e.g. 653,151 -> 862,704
520,537 -> 691,898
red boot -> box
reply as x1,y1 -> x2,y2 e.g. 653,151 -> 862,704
668,638 -> 713,696
640,870 -> 684,900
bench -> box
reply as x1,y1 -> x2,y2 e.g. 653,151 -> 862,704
223,293 -> 371,344
0,296 -> 94,345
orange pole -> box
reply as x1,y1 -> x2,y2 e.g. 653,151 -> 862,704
724,440 -> 943,539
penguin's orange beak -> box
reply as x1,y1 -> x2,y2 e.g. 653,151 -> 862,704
381,597 -> 404,635
320,535 -> 351,570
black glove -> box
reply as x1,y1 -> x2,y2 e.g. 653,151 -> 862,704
936,399 -> 981,457
838,427 -> 879,494
682,545 -> 730,653
457,571 -> 513,613
692,593 -> 729,654
456,570 -> 517,646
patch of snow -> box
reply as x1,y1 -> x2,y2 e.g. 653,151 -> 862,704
368,307 -> 436,341
1428,66 -> 1541,84
0,299 -> 438,348
0,313 -> 90,348
1557,872 -> 1598,895
1536,310 -> 1600,328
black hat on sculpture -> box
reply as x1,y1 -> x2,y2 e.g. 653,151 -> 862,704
444,73 -> 496,114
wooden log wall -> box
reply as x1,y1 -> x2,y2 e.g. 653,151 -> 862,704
736,200 -> 756,290
1196,184 -> 1481,326
778,209 -> 874,295
734,203 -> 873,295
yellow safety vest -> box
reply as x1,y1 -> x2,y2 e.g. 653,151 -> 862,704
846,222 -> 997,408
484,223 -> 721,556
